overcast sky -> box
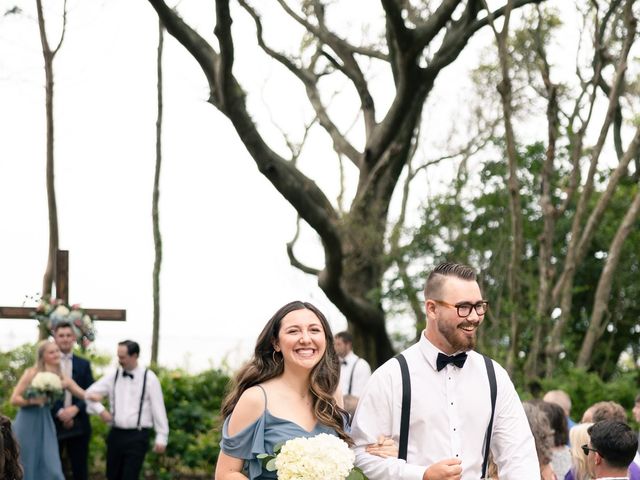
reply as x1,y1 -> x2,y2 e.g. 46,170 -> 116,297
0,0 -> 576,372
0,0 -> 360,372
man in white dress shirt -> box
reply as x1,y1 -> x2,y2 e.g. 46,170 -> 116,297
334,331 -> 371,415
351,262 -> 539,480
86,340 -> 169,480
586,420 -> 637,480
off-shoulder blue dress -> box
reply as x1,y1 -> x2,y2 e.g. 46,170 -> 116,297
13,405 -> 65,480
220,385 -> 340,480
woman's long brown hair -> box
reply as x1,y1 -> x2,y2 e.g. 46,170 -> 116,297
0,414 -> 24,480
220,301 -> 351,444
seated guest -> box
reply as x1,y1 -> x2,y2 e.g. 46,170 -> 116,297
523,401 -> 558,480
565,423 -> 594,480
538,401 -> 572,478
586,420 -> 637,479
583,400 -> 640,478
544,390 -> 576,433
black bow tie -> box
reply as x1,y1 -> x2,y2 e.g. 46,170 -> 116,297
436,352 -> 468,371
122,371 -> 134,379
341,360 -> 347,366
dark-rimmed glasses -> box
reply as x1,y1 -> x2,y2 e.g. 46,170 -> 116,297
432,300 -> 489,318
581,444 -> 598,456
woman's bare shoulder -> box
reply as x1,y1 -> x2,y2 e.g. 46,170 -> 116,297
227,385 -> 267,436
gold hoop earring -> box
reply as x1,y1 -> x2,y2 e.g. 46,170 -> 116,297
272,350 -> 282,364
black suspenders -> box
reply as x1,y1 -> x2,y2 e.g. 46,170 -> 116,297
112,368 -> 149,430
394,353 -> 497,479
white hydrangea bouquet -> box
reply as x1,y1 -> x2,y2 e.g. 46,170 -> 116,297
258,433 -> 367,480
25,371 -> 64,405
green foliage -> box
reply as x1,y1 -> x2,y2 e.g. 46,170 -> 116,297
536,367 -> 640,424
142,367 -> 229,479
0,344 -> 231,479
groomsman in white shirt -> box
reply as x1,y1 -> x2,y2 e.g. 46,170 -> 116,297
334,331 -> 371,415
86,340 -> 169,480
351,262 -> 539,480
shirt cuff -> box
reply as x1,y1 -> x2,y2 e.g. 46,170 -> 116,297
155,433 -> 168,446
402,463 -> 428,480
86,401 -> 105,415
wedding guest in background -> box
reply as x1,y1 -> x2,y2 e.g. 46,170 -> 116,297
565,423 -> 594,480
52,322 -> 94,480
0,414 -> 24,480
86,340 -> 168,480
536,400 -> 572,478
633,395 -> 640,455
10,340 -> 88,480
351,262 -> 539,480
544,389 -> 576,434
523,401 -> 557,480
215,301 -> 395,480
334,331 -> 371,416
586,420 -> 637,479
584,401 -> 640,477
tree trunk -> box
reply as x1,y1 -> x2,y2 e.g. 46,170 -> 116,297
576,186 -> 640,368
151,20 -> 164,367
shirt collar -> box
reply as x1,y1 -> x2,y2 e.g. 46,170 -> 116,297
61,352 -> 73,360
343,351 -> 357,363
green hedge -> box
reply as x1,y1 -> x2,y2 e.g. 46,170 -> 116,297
0,344 -> 231,479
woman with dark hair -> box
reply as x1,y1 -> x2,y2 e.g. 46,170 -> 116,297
538,401 -> 571,478
10,340 -> 88,480
0,414 -> 24,480
523,401 -> 558,480
215,301 -> 392,480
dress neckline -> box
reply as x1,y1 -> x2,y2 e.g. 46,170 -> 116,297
265,409 -> 319,434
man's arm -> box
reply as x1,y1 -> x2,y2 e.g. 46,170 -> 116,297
351,364 -> 427,480
84,370 -> 116,416
148,372 -> 169,451
491,367 -> 540,479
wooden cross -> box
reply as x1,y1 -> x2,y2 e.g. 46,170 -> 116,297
0,250 -> 126,322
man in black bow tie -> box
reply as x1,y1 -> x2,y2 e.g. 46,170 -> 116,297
334,331 -> 372,415
352,262 -> 538,480
86,340 -> 169,480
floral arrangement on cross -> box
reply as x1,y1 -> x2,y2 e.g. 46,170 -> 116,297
33,296 -> 96,349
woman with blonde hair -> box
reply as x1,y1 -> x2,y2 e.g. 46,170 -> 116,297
565,422 -> 593,480
10,340 -> 89,480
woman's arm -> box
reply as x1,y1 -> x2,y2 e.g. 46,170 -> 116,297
10,368 -> 44,407
214,451 -> 249,480
61,375 -> 85,399
365,435 -> 399,458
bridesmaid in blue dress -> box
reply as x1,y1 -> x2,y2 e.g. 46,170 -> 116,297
215,301 -> 395,480
10,340 -> 87,480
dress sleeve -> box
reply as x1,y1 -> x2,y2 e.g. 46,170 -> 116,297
220,413 -> 267,461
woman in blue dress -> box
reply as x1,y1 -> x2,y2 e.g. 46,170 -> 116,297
215,301 -> 395,480
10,340 -> 88,480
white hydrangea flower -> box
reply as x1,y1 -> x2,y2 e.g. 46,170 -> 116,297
275,433 -> 355,480
31,371 -> 63,392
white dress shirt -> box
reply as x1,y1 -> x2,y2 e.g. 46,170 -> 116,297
339,351 -> 372,398
351,334 -> 539,480
61,352 -> 73,407
86,365 -> 169,446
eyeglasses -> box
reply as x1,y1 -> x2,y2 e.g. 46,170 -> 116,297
432,299 -> 489,318
581,444 -> 598,456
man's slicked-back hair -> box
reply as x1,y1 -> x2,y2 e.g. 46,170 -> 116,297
424,262 -> 478,299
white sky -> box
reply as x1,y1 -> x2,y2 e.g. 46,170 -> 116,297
0,0 -> 587,373
0,0 -> 356,372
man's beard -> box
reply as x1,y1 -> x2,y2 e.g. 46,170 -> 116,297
437,318 -> 477,352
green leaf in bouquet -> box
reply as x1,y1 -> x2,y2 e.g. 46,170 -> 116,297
273,441 -> 284,454
265,458 -> 277,472
346,466 -> 368,480
257,453 -> 276,470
